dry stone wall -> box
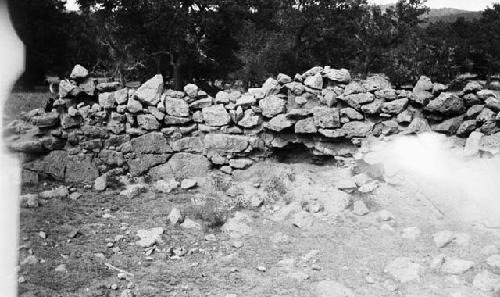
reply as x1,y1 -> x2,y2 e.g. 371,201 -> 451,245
5,64 -> 500,185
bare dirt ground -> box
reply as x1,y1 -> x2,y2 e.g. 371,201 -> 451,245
17,157 -> 500,297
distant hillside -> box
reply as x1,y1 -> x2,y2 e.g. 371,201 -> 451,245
378,4 -> 482,23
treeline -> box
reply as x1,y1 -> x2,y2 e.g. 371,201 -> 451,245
8,0 -> 500,90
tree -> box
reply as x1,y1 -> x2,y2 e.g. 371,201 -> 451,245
8,0 -> 69,87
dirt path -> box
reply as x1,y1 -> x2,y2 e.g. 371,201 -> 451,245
17,159 -> 500,297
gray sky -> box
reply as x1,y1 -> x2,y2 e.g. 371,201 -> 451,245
66,0 -> 497,11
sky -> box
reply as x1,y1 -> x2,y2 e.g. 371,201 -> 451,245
65,0 -> 496,11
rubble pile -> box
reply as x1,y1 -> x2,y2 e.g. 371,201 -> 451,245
5,64 -> 500,185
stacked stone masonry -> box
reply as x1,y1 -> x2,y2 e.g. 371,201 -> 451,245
6,64 -> 500,185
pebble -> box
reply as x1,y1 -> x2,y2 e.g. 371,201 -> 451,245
473,270 -> 500,292
441,258 -> 474,275
433,230 -> 455,248
120,289 -> 134,297
69,192 -> 81,200
377,210 -> 394,222
232,241 -> 244,248
384,257 -> 423,283
352,200 -> 369,216
365,276 -> 376,284
21,194 -> 39,208
204,234 -> 217,242
257,266 -> 266,272
168,208 -> 183,225
39,231 -> 47,239
180,218 -> 202,230
135,227 -> 164,248
180,179 -> 197,190
486,255 -> 500,268
401,227 -> 421,240
54,264 -> 67,272
18,276 -> 26,283
111,283 -> 118,290
117,272 -> 127,280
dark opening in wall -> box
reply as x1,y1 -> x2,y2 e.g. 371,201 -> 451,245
271,142 -> 334,165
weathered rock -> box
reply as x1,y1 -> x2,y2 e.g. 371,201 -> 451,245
170,137 -> 204,153
353,200 -> 369,216
94,175 -> 107,191
341,108 -> 363,121
61,114 -> 82,129
202,105 -> 230,127
24,150 -> 67,180
149,153 -> 211,180
128,154 -> 170,176
70,64 -> 88,79
485,97 -> 500,112
464,81 -> 483,93
413,76 -> 434,93
313,107 -> 341,129
473,271 -> 500,292
262,78 -> 281,96
136,227 -> 163,248
318,128 -> 346,139
304,73 -> 323,90
433,230 -> 456,248
180,179 -> 197,189
189,97 -> 212,110
466,105 -> 485,119
120,183 -> 147,198
154,179 -> 179,193
168,207 -> 183,224
478,90 -> 497,100
323,68 -> 351,83
136,74 -> 163,105
229,158 -> 253,169
410,91 -> 434,106
21,194 -> 39,208
382,98 -> 409,114
98,92 -> 116,109
344,93 -> 375,110
362,74 -> 392,91
360,99 -> 382,114
164,97 -> 189,117
268,114 -> 295,131
65,155 -> 99,184
40,186 -> 69,199
477,108 -> 496,122
235,94 -> 256,107
30,112 -> 60,128
127,97 -> 143,114
426,93 -> 466,115
259,95 -> 286,118
277,73 -> 292,84
441,258 -> 474,274
183,84 -> 198,98
295,117 -> 317,134
432,116 -> 464,135
136,114 -> 160,130
164,115 -> 191,125
341,121 -> 374,138
385,257 -> 423,283
457,120 -> 478,137
238,109 -> 260,128
121,132 -> 171,154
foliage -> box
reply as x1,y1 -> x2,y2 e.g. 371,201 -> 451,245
7,0 -> 500,89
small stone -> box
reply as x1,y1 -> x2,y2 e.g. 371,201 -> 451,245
473,270 -> 500,292
111,283 -> 118,290
168,208 -> 183,225
385,257 -> 423,283
154,179 -> 179,193
119,289 -> 134,297
180,179 -> 197,190
54,264 -> 67,272
293,211 -> 314,229
94,175 -> 107,192
257,266 -> 267,272
377,210 -> 394,222
352,200 -> 369,216
180,218 -> 202,230
232,241 -> 244,248
486,255 -> 500,268
433,230 -> 455,248
39,231 -> 47,239
18,276 -> 26,283
204,234 -> 217,242
441,258 -> 474,274
135,227 -> 164,248
401,227 -> 421,240
69,192 -> 81,200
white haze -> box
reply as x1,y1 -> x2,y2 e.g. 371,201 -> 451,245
0,1 -> 24,296
366,133 -> 500,228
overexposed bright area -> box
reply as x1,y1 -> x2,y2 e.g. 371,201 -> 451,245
371,0 -> 495,11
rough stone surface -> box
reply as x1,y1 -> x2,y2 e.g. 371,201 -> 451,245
149,153 -> 211,180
